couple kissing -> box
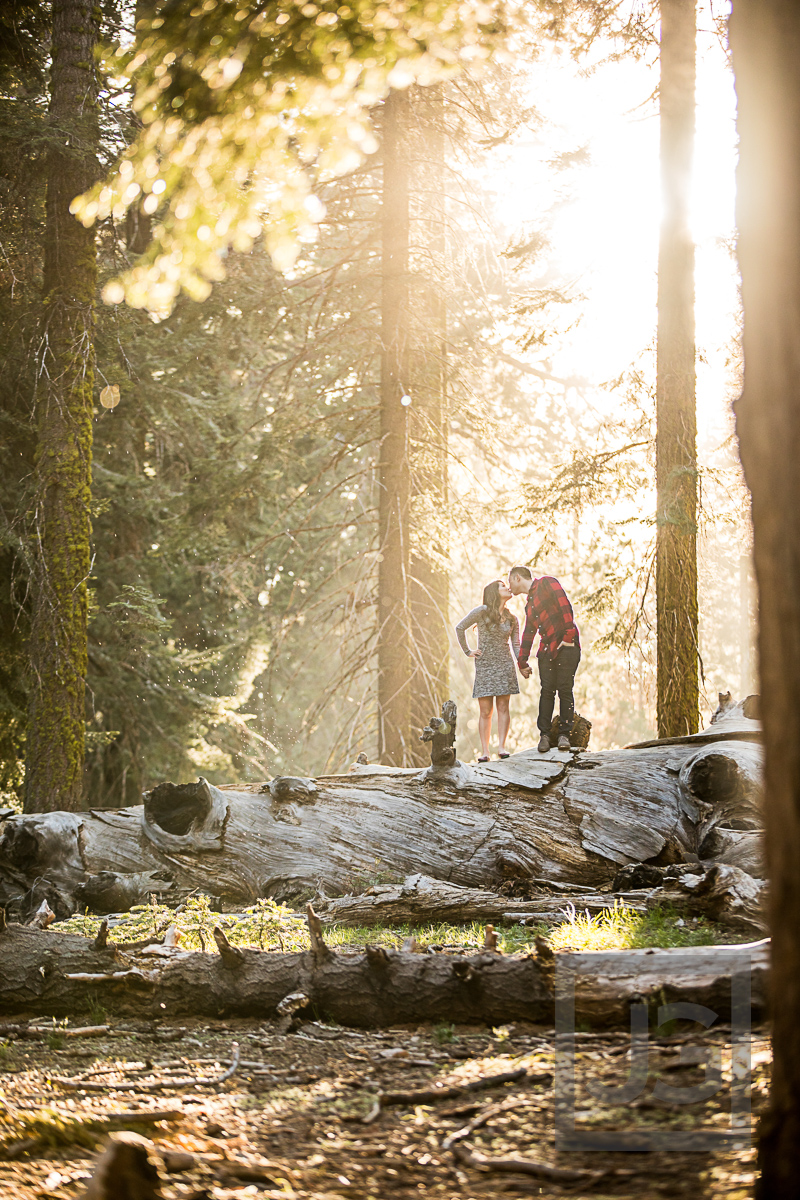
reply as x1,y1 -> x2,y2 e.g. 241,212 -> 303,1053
455,567 -> 581,762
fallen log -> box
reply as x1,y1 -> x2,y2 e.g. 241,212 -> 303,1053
315,873 -> 646,927
315,866 -> 767,936
641,862 -> 766,936
0,920 -> 769,1027
0,703 -> 764,916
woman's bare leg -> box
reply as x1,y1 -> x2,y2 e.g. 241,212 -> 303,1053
496,695 -> 511,752
478,697 -> 494,758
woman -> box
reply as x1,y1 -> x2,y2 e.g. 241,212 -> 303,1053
455,579 -> 521,761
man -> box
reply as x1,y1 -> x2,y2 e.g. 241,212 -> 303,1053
508,566 -> 581,754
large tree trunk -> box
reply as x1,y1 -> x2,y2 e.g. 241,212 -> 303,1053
0,921 -> 769,1028
377,87 -> 413,766
0,709 -> 764,919
730,2 -> 800,1193
410,83 -> 450,758
656,0 -> 699,739
25,0 -> 99,813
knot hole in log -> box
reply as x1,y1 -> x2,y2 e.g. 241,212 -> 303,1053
145,779 -> 212,835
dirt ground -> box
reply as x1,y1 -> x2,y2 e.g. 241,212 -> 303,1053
0,1014 -> 767,1199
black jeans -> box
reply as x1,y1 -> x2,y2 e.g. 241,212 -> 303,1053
537,645 -> 581,735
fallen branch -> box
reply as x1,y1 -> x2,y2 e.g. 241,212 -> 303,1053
441,1097 -> 534,1150
95,1109 -> 185,1125
64,969 -> 158,984
216,1041 -> 241,1083
317,868 -> 766,935
53,1042 -> 242,1093
220,1159 -> 286,1186
0,1095 -> 183,1160
380,1066 -> 537,1106
315,876 -> 649,928
440,1096 -> 605,1185
0,1023 -> 115,1041
451,1141 -> 606,1183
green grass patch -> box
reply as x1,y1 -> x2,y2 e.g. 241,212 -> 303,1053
56,894 -> 727,956
544,901 -> 718,952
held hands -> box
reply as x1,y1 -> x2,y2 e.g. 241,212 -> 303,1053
468,649 -> 483,657
519,664 -> 532,678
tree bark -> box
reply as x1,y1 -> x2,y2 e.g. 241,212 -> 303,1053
25,0 -> 99,813
0,921 -> 769,1028
730,2 -> 800,1192
0,725 -> 763,918
656,0 -> 699,739
378,88 -> 413,766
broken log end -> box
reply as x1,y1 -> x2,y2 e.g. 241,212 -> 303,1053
306,903 -> 332,963
92,919 -> 113,952
535,935 -> 554,963
28,899 -> 56,930
365,944 -> 391,970
212,925 -> 245,969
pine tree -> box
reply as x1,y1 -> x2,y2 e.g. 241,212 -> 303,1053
377,88 -> 413,765
0,2 -> 49,804
655,0 -> 699,738
409,83 -> 450,757
377,85 -> 452,766
25,0 -> 100,812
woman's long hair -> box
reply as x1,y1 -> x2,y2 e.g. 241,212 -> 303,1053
482,579 -> 508,625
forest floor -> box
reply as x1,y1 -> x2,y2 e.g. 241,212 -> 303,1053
0,1010 -> 766,1199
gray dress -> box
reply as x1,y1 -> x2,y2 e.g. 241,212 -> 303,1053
456,605 -> 521,699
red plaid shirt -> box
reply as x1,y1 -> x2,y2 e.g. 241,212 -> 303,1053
518,576 -> 580,665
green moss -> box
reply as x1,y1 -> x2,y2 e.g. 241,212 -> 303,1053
27,258 -> 96,810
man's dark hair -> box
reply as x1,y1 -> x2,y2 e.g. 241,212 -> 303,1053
509,565 -> 532,582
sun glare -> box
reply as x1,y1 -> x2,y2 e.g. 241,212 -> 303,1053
493,4 -> 737,436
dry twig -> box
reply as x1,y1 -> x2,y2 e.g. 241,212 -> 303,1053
377,1066 -> 545,1110
53,1043 -> 242,1093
